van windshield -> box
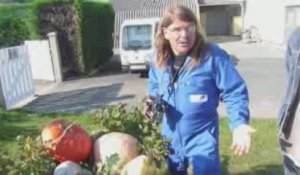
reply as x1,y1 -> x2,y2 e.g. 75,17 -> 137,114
122,24 -> 152,50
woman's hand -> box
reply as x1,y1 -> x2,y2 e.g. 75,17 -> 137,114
143,96 -> 156,119
231,124 -> 256,156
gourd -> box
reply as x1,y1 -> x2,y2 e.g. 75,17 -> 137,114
41,120 -> 92,162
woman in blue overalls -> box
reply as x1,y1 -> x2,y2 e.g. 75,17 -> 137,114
144,5 -> 255,175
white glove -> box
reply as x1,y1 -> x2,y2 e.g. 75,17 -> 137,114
231,124 -> 256,156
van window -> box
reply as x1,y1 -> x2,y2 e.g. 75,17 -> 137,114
122,24 -> 152,50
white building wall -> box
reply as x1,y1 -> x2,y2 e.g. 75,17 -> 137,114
285,1 -> 300,42
244,0 -> 286,45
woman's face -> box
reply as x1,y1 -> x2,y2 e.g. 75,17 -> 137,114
163,19 -> 196,56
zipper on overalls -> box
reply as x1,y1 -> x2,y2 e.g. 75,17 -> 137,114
173,64 -> 186,164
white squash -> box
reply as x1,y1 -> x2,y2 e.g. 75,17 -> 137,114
94,132 -> 138,168
54,161 -> 81,175
54,161 -> 92,175
121,155 -> 149,175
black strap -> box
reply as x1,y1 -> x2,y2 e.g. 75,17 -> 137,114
159,56 -> 188,99
171,56 -> 188,85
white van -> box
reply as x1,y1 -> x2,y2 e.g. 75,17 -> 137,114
119,18 -> 160,73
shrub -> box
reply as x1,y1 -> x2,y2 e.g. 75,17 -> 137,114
81,1 -> 114,72
0,17 -> 30,48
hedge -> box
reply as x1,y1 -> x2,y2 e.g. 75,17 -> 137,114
0,17 -> 30,48
0,4 -> 39,48
81,1 -> 114,71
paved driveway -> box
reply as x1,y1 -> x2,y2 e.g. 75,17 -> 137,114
24,39 -> 294,118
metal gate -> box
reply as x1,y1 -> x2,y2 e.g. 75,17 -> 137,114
0,45 -> 35,109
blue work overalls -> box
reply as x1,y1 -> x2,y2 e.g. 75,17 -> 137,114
148,43 -> 250,175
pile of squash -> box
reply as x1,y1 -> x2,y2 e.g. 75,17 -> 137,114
41,119 -> 157,175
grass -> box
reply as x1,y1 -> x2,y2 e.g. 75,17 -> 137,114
0,108 -> 97,157
0,107 -> 283,174
219,118 -> 283,175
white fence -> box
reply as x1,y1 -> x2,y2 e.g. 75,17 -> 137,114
0,45 -> 35,109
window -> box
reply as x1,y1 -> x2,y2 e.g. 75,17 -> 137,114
122,24 -> 152,50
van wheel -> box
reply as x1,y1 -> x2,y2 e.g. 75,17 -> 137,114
129,69 -> 137,74
140,71 -> 148,78
122,65 -> 129,73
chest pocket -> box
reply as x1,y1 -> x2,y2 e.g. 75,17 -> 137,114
179,78 -> 212,112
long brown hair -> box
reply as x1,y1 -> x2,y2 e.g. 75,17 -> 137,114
155,5 -> 207,68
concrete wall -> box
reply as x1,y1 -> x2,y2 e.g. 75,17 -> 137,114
244,0 -> 286,45
25,40 -> 55,82
24,32 -> 62,83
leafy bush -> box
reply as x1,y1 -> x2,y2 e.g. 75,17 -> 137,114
92,104 -> 170,166
0,3 -> 41,43
0,0 -> 30,3
0,17 -> 30,48
0,136 -> 55,175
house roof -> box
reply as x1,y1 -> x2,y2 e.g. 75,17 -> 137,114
111,0 -> 198,12
198,0 -> 245,6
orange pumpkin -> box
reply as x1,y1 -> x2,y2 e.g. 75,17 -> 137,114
41,120 -> 92,162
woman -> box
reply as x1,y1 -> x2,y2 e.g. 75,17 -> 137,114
144,5 -> 255,175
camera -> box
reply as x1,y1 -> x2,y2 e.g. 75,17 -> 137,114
146,94 -> 166,124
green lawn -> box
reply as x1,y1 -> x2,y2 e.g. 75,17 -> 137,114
219,118 -> 283,175
0,107 -> 283,175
